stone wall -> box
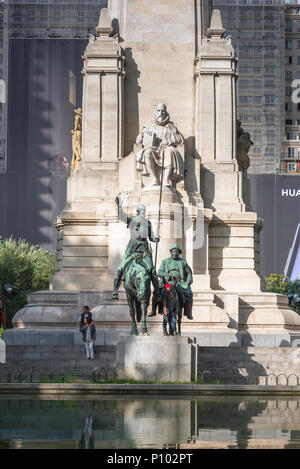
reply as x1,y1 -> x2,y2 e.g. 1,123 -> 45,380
198,346 -> 300,385
3,341 -> 300,385
0,340 -> 117,382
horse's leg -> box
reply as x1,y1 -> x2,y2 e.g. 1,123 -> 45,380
177,308 -> 182,336
140,300 -> 148,335
126,290 -> 138,335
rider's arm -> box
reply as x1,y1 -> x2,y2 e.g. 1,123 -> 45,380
185,262 -> 193,286
115,197 -> 131,225
148,220 -> 159,243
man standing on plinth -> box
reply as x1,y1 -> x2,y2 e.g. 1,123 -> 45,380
112,197 -> 160,300
136,103 -> 184,187
156,243 -> 193,320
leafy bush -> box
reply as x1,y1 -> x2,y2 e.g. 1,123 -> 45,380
0,237 -> 56,328
265,273 -> 289,295
265,273 -> 300,315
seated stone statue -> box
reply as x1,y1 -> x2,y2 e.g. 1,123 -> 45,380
112,197 -> 160,300
136,103 -> 184,187
156,243 -> 193,320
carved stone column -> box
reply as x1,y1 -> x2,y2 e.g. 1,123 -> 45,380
195,9 -> 244,213
51,8 -> 126,291
195,10 -> 262,292
82,8 -> 125,167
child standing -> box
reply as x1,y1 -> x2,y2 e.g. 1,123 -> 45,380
161,283 -> 177,336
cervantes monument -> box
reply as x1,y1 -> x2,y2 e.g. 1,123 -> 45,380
6,0 -> 300,360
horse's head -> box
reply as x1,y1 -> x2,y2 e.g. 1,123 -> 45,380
167,271 -> 180,287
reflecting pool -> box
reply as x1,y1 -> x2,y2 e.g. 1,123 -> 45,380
1,395 -> 300,449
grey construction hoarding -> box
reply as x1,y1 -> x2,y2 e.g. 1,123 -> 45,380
0,39 -> 85,250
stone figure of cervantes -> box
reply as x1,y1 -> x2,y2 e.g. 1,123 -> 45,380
135,104 -> 184,187
71,108 -> 82,169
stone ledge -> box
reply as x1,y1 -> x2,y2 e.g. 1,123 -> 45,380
1,383 -> 300,395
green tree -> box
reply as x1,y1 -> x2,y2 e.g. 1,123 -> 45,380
265,273 -> 300,315
0,237 -> 56,328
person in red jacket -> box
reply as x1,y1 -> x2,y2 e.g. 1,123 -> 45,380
0,300 -> 5,329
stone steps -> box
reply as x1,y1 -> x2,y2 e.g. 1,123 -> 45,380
1,343 -> 117,381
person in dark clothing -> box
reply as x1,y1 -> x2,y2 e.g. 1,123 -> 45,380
78,306 -> 93,331
81,316 -> 96,360
78,306 -> 96,356
162,284 -> 177,336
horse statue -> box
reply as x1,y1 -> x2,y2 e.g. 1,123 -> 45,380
124,253 -> 152,336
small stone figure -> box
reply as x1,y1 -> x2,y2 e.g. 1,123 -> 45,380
112,197 -> 160,301
158,243 -> 193,323
237,119 -> 253,171
71,108 -> 82,169
136,103 -> 184,187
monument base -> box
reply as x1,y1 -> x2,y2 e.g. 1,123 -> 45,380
116,336 -> 197,383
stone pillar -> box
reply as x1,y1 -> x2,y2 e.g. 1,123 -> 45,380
51,8 -> 126,291
209,213 -> 263,292
195,10 -> 262,293
82,8 -> 125,166
195,9 -> 244,213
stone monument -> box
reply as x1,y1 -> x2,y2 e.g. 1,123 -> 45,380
4,1 -> 300,382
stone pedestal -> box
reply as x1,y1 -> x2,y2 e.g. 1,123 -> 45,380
239,293 -> 300,347
0,339 -> 5,364
116,336 -> 197,382
209,212 -> 263,292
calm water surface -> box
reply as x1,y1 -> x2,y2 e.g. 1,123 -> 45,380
1,394 -> 300,449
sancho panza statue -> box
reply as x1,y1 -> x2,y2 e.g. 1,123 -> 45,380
136,103 -> 184,187
112,197 -> 160,300
158,243 -> 193,320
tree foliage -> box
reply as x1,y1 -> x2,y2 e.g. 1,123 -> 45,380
0,237 -> 56,328
265,273 -> 289,295
265,273 -> 300,314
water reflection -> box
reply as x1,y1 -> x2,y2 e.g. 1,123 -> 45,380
1,395 -> 300,449
78,417 -> 95,450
